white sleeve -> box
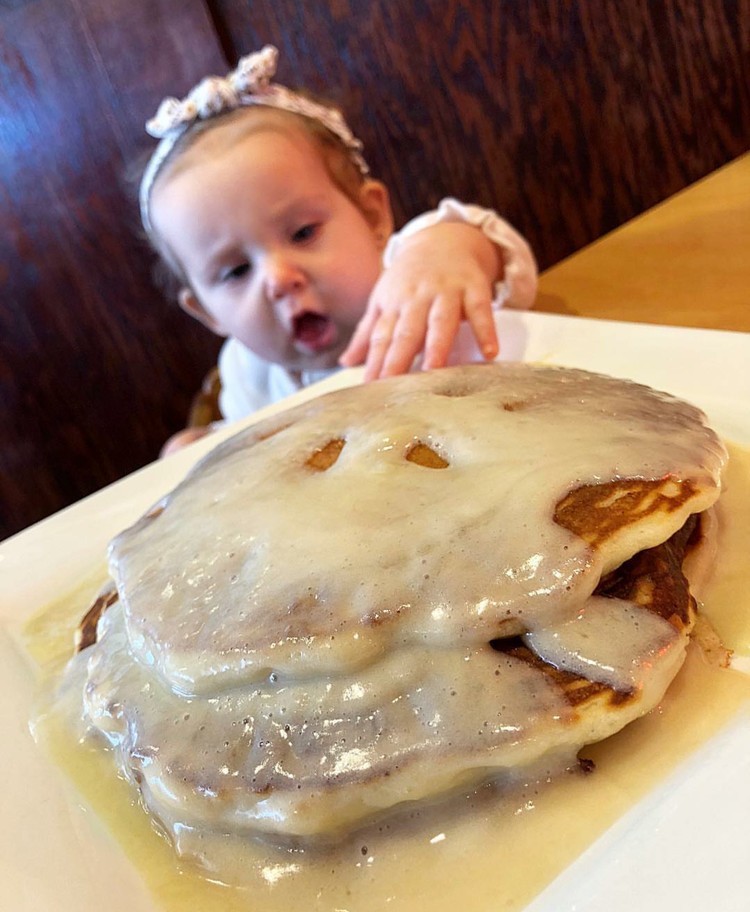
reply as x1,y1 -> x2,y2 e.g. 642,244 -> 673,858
382,197 -> 538,310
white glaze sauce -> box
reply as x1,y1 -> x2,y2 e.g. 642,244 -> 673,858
64,365 -> 727,850
26,441 -> 750,912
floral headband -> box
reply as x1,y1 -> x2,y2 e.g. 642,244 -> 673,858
139,45 -> 369,233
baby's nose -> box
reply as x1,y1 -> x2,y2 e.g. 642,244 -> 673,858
264,257 -> 306,301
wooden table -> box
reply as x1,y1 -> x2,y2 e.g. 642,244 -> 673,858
536,152 -> 750,334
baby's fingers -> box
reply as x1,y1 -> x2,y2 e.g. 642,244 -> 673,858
371,301 -> 430,380
339,304 -> 380,367
421,293 -> 463,370
363,310 -> 399,381
463,287 -> 499,362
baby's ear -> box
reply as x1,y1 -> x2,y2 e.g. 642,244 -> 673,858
359,180 -> 394,246
178,288 -> 225,335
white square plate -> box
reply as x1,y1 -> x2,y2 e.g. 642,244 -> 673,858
2,311 -> 749,912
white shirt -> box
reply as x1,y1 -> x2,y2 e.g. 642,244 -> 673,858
218,344 -> 337,423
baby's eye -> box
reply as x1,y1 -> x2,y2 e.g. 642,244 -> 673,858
292,223 -> 320,243
219,262 -> 251,283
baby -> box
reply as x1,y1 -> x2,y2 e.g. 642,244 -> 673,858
139,46 -> 538,453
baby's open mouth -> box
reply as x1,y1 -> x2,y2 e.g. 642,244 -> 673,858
292,311 -> 337,354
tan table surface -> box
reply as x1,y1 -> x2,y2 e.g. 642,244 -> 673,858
536,152 -> 750,333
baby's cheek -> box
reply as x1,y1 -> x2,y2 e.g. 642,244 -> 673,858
231,308 -> 285,359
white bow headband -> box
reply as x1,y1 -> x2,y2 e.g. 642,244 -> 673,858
139,45 -> 369,233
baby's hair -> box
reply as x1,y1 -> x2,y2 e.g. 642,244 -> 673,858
140,103 -> 371,297
135,47 -> 375,298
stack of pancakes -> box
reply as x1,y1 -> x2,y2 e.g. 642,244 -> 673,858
70,363 -> 726,848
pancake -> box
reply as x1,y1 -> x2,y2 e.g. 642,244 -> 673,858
66,363 -> 726,847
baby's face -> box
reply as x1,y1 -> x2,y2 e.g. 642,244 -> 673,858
150,117 -> 389,371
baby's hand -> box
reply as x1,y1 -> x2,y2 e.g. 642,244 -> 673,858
340,222 -> 503,381
160,425 -> 214,458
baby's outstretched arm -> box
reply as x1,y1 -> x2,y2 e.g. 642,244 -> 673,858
341,222 -> 500,380
340,201 -> 537,381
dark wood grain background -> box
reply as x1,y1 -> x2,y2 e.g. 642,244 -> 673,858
1,0 -> 748,540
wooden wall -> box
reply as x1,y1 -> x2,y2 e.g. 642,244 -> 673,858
1,0 -> 748,540
0,0 -> 226,540
210,0 -> 750,264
